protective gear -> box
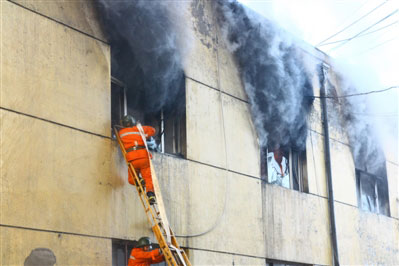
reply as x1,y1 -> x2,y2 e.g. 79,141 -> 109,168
119,126 -> 156,192
128,247 -> 164,266
135,176 -> 145,193
146,191 -> 156,205
137,237 -> 151,248
121,115 -> 136,127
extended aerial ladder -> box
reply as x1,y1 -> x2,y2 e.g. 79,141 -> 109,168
114,124 -> 191,266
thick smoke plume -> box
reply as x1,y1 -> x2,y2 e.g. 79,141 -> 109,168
215,0 -> 314,150
96,0 -> 186,114
335,77 -> 388,177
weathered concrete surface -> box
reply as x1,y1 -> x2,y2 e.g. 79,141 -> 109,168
152,154 -> 265,258
186,80 -> 259,177
306,130 -> 328,198
217,35 -> 248,101
264,185 -> 332,265
222,94 -> 260,177
1,227 -> 111,265
1,110 -> 149,239
184,0 -> 218,89
11,0 -> 106,41
186,78 -> 227,169
387,161 -> 399,219
2,1 -> 110,137
336,203 -> 399,265
330,140 -> 358,206
189,249 -> 266,266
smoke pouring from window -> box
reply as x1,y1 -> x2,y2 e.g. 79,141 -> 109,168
215,0 -> 314,150
335,76 -> 389,177
96,0 -> 188,114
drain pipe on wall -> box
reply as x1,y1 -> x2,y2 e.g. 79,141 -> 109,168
319,63 -> 340,266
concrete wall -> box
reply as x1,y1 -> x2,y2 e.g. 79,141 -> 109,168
2,0 -> 398,265
313,60 -> 399,265
1,1 -> 149,264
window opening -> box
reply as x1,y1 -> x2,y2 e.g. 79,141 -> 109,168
143,105 -> 186,157
111,74 -> 186,158
356,169 -> 390,216
112,239 -> 166,266
141,77 -> 186,157
261,145 -> 308,192
112,239 -> 136,266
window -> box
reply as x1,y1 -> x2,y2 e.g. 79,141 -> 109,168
356,169 -> 390,216
112,239 -> 136,266
112,240 -> 167,266
110,75 -> 186,157
142,79 -> 186,157
261,146 -> 308,192
111,77 -> 127,135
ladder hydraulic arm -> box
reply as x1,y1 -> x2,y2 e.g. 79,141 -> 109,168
114,125 -> 191,266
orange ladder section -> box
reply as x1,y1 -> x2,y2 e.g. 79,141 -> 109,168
114,126 -> 191,266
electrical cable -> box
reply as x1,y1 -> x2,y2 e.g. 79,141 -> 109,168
355,35 -> 398,56
175,16 -> 229,238
327,9 -> 398,52
318,20 -> 398,46
316,1 -> 388,46
309,86 -> 398,99
333,0 -> 372,31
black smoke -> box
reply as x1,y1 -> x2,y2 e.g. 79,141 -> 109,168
215,0 -> 314,150
96,0 -> 185,114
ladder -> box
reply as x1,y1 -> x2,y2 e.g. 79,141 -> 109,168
114,126 -> 191,266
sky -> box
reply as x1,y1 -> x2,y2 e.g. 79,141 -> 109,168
238,0 -> 398,159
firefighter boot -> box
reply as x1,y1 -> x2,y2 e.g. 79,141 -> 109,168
146,191 -> 156,205
136,175 -> 146,193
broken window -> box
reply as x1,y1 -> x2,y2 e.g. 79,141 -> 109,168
356,169 -> 390,216
261,146 -> 308,192
111,77 -> 127,136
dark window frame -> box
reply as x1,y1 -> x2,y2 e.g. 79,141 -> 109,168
112,239 -> 136,266
261,146 -> 309,193
356,169 -> 390,216
142,78 -> 187,158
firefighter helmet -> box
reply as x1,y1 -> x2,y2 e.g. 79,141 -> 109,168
121,115 -> 136,127
136,237 -> 151,248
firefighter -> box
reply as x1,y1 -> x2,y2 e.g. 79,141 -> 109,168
128,237 -> 165,266
119,115 -> 157,204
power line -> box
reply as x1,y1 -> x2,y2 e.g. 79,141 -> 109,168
316,1 -> 388,46
356,35 -> 398,56
309,86 -> 398,99
334,0 -> 372,28
318,20 -> 398,46
327,9 -> 398,52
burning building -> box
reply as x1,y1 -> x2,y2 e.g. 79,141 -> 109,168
1,0 -> 398,265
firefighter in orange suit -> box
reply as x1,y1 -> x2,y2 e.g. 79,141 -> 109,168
120,115 -> 157,204
128,237 -> 165,266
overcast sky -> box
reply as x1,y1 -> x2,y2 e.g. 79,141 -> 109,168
238,0 -> 398,159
